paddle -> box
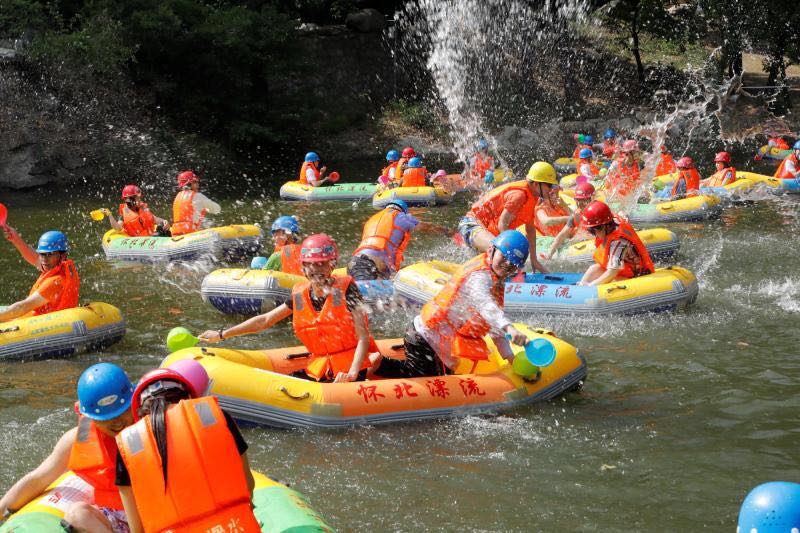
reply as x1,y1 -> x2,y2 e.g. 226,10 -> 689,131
508,335 -> 556,377
90,209 -> 106,221
327,171 -> 340,184
167,326 -> 200,352
0,202 -> 7,227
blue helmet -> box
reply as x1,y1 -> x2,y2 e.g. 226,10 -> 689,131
579,148 -> 594,159
738,482 -> 800,533
36,231 -> 69,253
387,199 -> 408,213
304,151 -> 320,163
386,150 -> 400,161
484,170 -> 495,185
250,256 -> 268,269
604,128 -> 616,139
271,215 -> 300,235
408,157 -> 423,169
584,135 -> 593,144
491,230 -> 529,268
794,140 -> 800,150
77,363 -> 134,421
477,138 -> 489,150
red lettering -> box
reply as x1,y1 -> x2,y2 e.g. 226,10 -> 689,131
356,384 -> 385,404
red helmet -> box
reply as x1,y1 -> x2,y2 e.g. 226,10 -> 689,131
299,234 -> 338,263
660,145 -> 668,153
714,151 -> 731,163
177,170 -> 199,188
401,147 -> 416,158
621,140 -> 639,153
131,368 -> 197,421
581,201 -> 614,228
121,185 -> 142,199
676,156 -> 694,169
574,181 -> 596,200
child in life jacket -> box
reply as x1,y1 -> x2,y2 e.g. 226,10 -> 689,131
103,185 -> 170,237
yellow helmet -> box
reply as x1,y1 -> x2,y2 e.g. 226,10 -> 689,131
526,162 -> 558,185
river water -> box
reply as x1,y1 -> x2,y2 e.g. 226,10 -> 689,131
1,153 -> 799,531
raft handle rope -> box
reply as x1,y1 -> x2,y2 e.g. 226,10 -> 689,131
522,371 -> 542,384
606,285 -> 628,293
660,204 -> 674,210
543,275 -> 566,282
434,278 -> 447,285
279,386 -> 310,400
286,352 -> 311,360
171,236 -> 185,242
574,243 -> 587,250
0,326 -> 20,334
200,347 -> 216,356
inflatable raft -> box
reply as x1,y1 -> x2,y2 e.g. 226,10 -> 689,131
536,227 -> 679,263
0,303 -> 125,360
561,192 -> 722,224
102,225 -> 262,262
372,186 -> 453,208
756,144 -> 791,161
652,171 -> 782,200
394,260 -> 698,315
162,325 -> 587,429
433,169 -> 512,193
280,181 -> 377,201
0,470 -> 332,533
202,268 -> 395,315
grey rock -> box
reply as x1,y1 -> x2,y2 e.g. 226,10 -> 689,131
345,9 -> 385,34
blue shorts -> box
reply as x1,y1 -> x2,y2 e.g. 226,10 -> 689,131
457,216 -> 484,248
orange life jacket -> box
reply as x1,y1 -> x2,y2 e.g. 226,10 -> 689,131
577,158 -> 600,177
353,209 -> 410,271
534,199 -> 571,237
469,180 -> 537,235
572,144 -> 593,160
381,163 -> 398,181
671,168 -> 701,197
605,156 -> 640,197
593,218 -> 655,279
116,397 -> 259,533
291,275 -> 375,381
299,161 -> 320,185
401,167 -> 427,188
171,190 -> 205,236
119,203 -> 156,237
29,259 -> 80,316
471,153 -> 494,178
775,154 -> 799,180
420,254 -> 504,362
601,140 -> 617,159
706,166 -> 737,187
279,244 -> 303,276
655,154 -> 677,177
393,158 -> 409,184
68,416 -> 124,510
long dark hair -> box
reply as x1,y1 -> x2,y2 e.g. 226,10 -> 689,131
137,386 -> 190,489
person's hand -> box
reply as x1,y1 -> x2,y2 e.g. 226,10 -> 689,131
333,370 -> 358,383
320,166 -> 327,175
504,325 -> 528,347
2,225 -> 19,243
575,281 -> 587,286
198,330 -> 222,343
102,208 -> 112,216
161,221 -> 171,230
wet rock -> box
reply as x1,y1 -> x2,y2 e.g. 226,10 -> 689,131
345,9 -> 385,34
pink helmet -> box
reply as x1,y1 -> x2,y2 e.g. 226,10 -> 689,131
121,185 -> 142,199
621,140 -> 639,153
177,170 -> 199,188
714,151 -> 731,163
166,359 -> 210,398
676,156 -> 695,169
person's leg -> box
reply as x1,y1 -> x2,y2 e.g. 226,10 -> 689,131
468,228 -> 495,253
579,263 -> 604,285
346,255 -> 380,281
62,503 -> 116,533
373,326 -> 445,378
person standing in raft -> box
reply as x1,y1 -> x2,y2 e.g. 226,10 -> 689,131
115,368 -> 257,533
199,234 -> 377,383
257,215 -> 303,275
773,141 -> 800,180
543,181 -> 596,259
577,201 -> 654,286
102,185 -> 170,237
299,151 -> 335,187
457,161 -> 557,273
371,230 -> 530,378
701,151 -> 738,187
170,170 -> 221,236
0,363 -> 135,533
0,229 -> 79,322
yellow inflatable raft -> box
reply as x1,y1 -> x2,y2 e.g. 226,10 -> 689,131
0,471 -> 332,532
0,303 -> 125,360
533,227 -> 679,263
102,225 -> 262,262
652,171 -> 782,199
394,260 -> 698,315
163,325 -> 586,428
560,190 -> 722,224
372,186 -> 453,208
280,180 -> 377,201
